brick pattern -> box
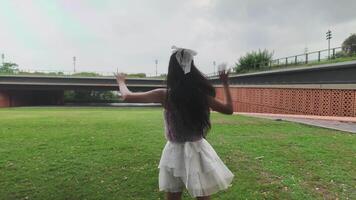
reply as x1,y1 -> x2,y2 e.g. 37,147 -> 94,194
354,92 -> 356,118
215,87 -> 356,117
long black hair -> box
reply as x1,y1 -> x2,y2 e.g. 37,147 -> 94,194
165,52 -> 216,140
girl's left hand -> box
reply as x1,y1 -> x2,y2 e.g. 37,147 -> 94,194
219,69 -> 230,85
114,73 -> 126,84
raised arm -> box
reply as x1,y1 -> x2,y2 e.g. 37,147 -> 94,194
208,69 -> 233,115
114,73 -> 166,104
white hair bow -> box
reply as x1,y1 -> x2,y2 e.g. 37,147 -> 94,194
171,45 -> 197,74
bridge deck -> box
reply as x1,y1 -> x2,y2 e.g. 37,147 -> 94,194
1,61 -> 356,91
0,76 -> 165,91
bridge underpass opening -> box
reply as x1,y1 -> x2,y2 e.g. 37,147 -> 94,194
0,90 -> 125,107
0,76 -> 166,107
0,90 -> 64,107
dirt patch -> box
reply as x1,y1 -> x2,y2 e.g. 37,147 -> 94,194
300,181 -> 339,200
212,118 -> 267,125
225,148 -> 288,199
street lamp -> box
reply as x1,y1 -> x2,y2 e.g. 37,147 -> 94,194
213,61 -> 216,75
1,53 -> 4,66
155,59 -> 158,77
73,56 -> 76,72
326,30 -> 332,59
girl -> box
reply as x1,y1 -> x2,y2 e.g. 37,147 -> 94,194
115,46 -> 234,200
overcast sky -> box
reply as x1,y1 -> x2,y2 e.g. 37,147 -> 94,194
0,0 -> 355,75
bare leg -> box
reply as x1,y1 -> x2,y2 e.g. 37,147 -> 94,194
166,192 -> 182,200
197,196 -> 210,200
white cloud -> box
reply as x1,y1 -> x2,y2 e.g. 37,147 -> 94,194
0,0 -> 355,75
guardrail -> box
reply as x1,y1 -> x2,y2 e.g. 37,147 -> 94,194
267,46 -> 353,67
210,60 -> 356,85
207,44 -> 356,77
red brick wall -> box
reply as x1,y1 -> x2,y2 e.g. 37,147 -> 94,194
215,87 -> 356,117
0,91 -> 10,107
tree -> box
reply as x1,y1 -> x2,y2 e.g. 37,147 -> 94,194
63,90 -> 120,103
0,62 -> 19,74
342,33 -> 356,54
234,49 -> 273,72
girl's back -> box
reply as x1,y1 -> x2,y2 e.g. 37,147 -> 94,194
115,46 -> 234,200
164,48 -> 215,143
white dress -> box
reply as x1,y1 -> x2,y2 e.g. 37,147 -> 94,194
158,138 -> 234,197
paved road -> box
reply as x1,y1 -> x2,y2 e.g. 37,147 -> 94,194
237,112 -> 356,134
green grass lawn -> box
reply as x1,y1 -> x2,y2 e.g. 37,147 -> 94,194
0,107 -> 355,200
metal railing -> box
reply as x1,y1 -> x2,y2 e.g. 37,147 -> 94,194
267,46 -> 345,67
207,44 -> 356,77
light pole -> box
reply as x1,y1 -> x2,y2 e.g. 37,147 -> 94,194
213,61 -> 216,75
155,59 -> 158,77
1,53 -> 4,66
73,56 -> 76,73
326,30 -> 332,59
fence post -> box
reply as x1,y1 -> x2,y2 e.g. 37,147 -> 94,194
318,51 -> 321,62
277,59 -> 279,66
305,53 -> 308,64
285,58 -> 288,66
295,56 -> 297,65
332,48 -> 335,59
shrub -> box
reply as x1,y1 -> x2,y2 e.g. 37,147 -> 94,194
72,72 -> 101,77
126,73 -> 146,78
235,49 -> 273,72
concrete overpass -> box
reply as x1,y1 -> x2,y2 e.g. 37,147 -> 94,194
2,60 -> 356,90
0,76 -> 165,107
1,61 -> 356,114
212,61 -> 356,118
212,60 -> 356,85
0,75 -> 166,91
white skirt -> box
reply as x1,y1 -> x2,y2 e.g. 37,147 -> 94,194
158,138 -> 234,197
